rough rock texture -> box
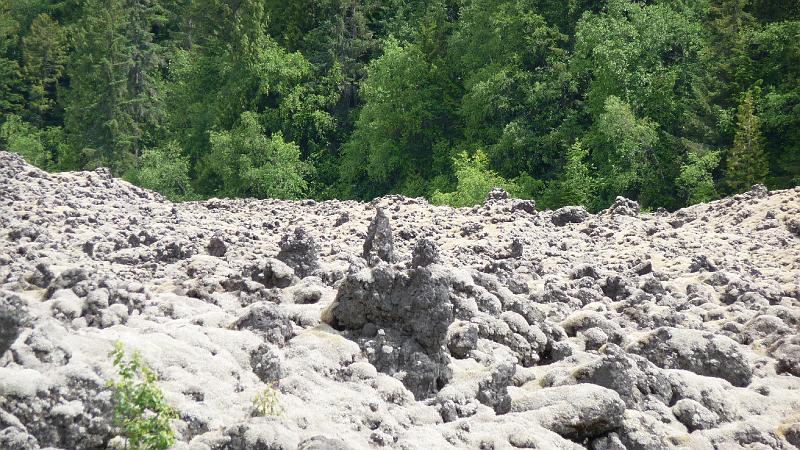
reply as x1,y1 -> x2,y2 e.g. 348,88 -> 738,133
627,327 -> 754,387
1,151 -> 799,449
0,295 -> 28,355
276,227 -> 320,278
363,207 -> 394,265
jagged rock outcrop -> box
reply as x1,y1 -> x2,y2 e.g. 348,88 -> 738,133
1,151 -> 799,449
362,207 -> 394,265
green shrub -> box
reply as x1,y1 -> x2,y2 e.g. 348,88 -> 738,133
136,141 -> 194,201
107,341 -> 176,450
677,150 -> 721,205
251,383 -> 282,417
0,114 -> 51,168
431,150 -> 523,207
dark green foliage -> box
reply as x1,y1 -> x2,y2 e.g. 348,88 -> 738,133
726,90 -> 769,192
0,0 -> 797,208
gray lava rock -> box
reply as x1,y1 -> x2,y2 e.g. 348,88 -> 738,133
328,264 -> 454,398
747,184 -> 769,198
446,321 -> 478,359
277,227 -> 320,278
486,188 -> 509,202
570,343 -> 672,409
771,335 -> 800,377
511,199 -> 536,214
252,258 -> 296,289
0,294 -> 28,355
672,398 -> 719,431
334,212 -> 350,227
627,327 -> 753,387
298,435 -> 353,450
476,361 -> 515,414
784,421 -> 800,448
511,384 -> 626,440
330,265 -> 452,355
45,267 -> 88,298
608,196 -> 640,217
26,263 -> 54,289
363,208 -> 394,265
689,254 -> 719,272
250,343 -> 283,383
206,235 -> 227,257
551,206 -> 589,226
411,238 -> 440,268
235,303 -> 295,346
786,217 -> 800,237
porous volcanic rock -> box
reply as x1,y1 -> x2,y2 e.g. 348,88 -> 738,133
1,151 -> 799,449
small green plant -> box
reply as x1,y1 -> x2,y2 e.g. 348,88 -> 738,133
107,341 -> 176,450
251,383 -> 282,417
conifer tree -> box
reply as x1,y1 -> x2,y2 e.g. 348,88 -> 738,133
62,0 -> 164,170
726,90 -> 769,192
22,13 -> 68,126
0,4 -> 24,120
63,0 -> 135,170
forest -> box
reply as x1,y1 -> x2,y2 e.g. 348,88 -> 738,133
1,0 -> 798,211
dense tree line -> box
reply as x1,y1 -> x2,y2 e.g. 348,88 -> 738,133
1,0 -> 798,210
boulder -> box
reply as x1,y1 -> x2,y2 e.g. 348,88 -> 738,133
206,235 -> 227,257
0,294 -> 28,355
298,435 -> 353,450
277,227 -> 320,278
607,197 -> 640,217
486,188 -> 509,202
327,264 -> 454,398
672,398 -> 719,431
551,206 -> 589,226
771,335 -> 800,377
235,303 -> 295,346
446,321 -> 479,359
411,238 -> 440,268
510,384 -> 626,440
565,344 -> 672,409
627,327 -> 753,387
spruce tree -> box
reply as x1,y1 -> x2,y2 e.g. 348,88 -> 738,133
63,0 -> 134,170
124,0 -> 167,157
22,13 -> 68,126
726,91 -> 769,192
0,4 -> 24,120
63,0 -> 164,170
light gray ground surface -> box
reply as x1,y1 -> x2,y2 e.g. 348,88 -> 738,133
1,150 -> 799,449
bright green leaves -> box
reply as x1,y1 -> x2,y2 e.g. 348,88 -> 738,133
341,38 -> 457,198
107,341 -> 176,450
677,150 -> 721,205
453,0 -> 568,178
1,114 -> 50,168
431,150 -> 523,207
0,0 -> 797,208
164,9 -> 333,199
558,140 -> 596,208
251,383 -> 283,417
204,112 -> 310,199
136,142 -> 194,201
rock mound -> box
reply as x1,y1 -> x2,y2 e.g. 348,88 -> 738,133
1,151 -> 799,449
